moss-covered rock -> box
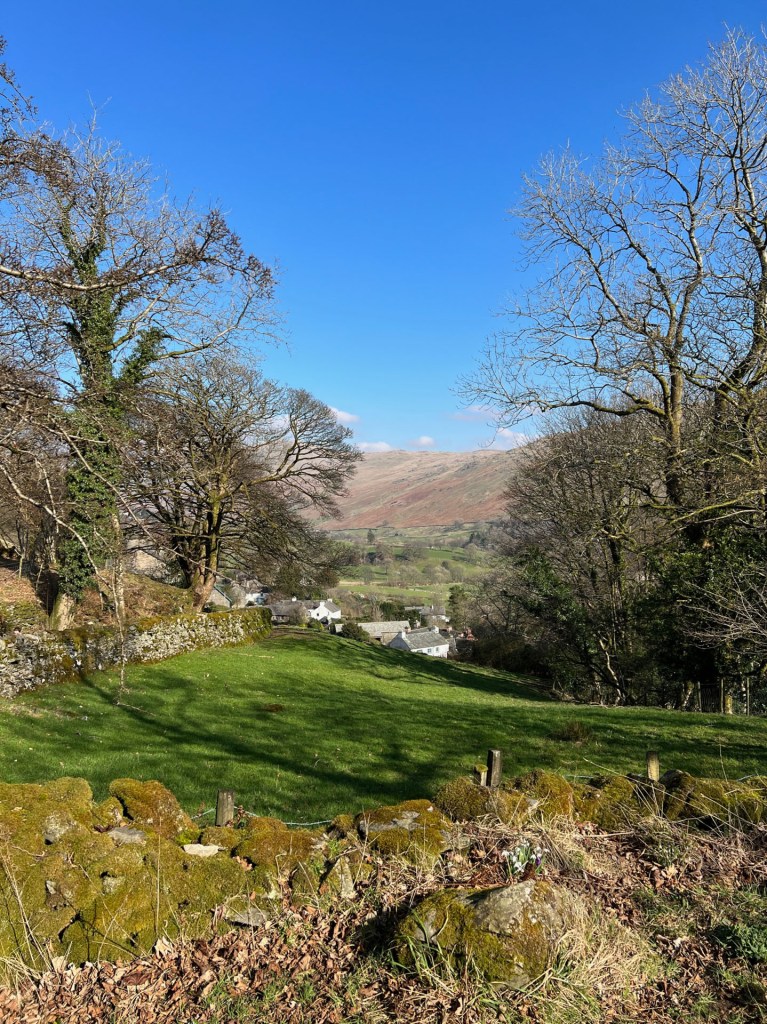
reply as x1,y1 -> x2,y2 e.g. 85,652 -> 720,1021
0,774 -> 286,975
200,825 -> 242,852
574,776 -> 643,830
0,777 -> 94,860
355,799 -> 452,868
660,771 -> 766,828
61,880 -> 159,964
396,881 -> 573,987
60,833 -> 254,963
109,778 -> 194,838
661,771 -> 697,821
329,813 -> 355,838
512,770 -> 575,818
92,796 -> 124,830
234,820 -> 323,894
434,776 -> 537,825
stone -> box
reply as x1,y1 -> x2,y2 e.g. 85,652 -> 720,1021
434,776 -> 538,825
355,799 -> 453,867
225,905 -> 269,928
42,812 -> 77,844
396,881 -> 573,987
183,843 -> 222,857
574,775 -> 642,830
324,857 -> 356,900
109,779 -> 194,838
107,827 -> 147,846
0,608 -> 271,697
513,770 -> 575,818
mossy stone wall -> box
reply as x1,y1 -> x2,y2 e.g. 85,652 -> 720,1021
0,607 -> 271,697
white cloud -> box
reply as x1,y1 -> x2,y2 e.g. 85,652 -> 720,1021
451,404 -> 499,423
331,407 -> 360,425
411,435 -> 435,448
489,428 -> 532,450
358,441 -> 394,453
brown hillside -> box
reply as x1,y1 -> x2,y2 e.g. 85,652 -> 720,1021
320,449 -> 524,529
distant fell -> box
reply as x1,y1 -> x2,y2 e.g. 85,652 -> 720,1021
320,449 -> 523,529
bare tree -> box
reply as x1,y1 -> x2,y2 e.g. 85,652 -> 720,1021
126,351 -> 361,609
0,98 -> 276,624
462,29 -> 767,529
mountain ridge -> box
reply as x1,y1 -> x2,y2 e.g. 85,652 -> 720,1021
320,448 -> 524,529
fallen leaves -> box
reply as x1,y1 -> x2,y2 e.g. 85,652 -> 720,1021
1,820 -> 765,1023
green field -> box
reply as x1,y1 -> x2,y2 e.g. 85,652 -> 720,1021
1,632 -> 765,822
330,523 -> 491,609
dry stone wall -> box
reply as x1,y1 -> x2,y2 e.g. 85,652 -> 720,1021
0,607 -> 271,697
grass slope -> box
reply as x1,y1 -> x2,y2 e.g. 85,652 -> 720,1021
2,632 -> 765,822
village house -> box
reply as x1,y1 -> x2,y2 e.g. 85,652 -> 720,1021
358,620 -> 411,644
387,626 -> 450,658
306,599 -> 342,623
266,597 -> 342,626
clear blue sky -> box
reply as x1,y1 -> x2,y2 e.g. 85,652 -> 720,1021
2,2 -> 764,451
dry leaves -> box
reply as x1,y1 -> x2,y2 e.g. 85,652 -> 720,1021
0,820 -> 765,1023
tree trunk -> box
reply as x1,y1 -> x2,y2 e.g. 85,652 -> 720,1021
191,571 -> 216,612
49,591 -> 75,630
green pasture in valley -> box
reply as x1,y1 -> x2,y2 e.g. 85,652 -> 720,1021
1,632 -> 765,822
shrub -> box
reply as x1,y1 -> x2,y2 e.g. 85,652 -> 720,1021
712,923 -> 767,964
550,720 -> 593,744
339,621 -> 370,642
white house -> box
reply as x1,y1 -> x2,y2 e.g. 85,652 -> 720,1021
387,627 -> 450,658
305,600 -> 342,623
267,597 -> 342,625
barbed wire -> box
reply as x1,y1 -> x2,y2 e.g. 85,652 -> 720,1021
190,807 -> 332,828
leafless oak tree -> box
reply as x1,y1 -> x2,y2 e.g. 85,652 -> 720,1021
0,53 -> 277,624
126,351 -> 361,610
462,29 -> 767,527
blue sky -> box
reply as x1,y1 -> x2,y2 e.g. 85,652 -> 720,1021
3,2 -> 765,451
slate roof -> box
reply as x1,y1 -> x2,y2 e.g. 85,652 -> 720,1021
359,620 -> 410,638
268,600 -> 305,617
306,600 -> 341,613
401,631 -> 450,652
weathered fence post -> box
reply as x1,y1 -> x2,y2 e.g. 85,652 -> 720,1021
486,748 -> 503,789
645,751 -> 660,783
472,763 -> 488,787
216,789 -> 236,827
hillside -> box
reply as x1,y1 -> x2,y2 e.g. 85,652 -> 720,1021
1,633 -> 767,1022
319,448 -> 525,529
3,631 -> 765,818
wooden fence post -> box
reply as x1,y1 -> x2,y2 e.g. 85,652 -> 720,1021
216,789 -> 236,826
472,764 -> 488,787
645,751 -> 660,783
486,748 -> 503,789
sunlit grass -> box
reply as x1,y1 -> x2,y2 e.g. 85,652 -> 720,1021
1,632 -> 764,821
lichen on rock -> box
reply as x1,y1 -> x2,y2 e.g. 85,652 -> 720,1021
109,778 -> 194,838
396,881 -> 573,987
355,799 -> 452,867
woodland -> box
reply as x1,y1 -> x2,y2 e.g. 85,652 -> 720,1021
456,31 -> 767,715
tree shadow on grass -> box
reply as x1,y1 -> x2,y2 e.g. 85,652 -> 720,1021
5,634 -> 766,820
275,633 -> 554,703
22,654 -> 531,817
